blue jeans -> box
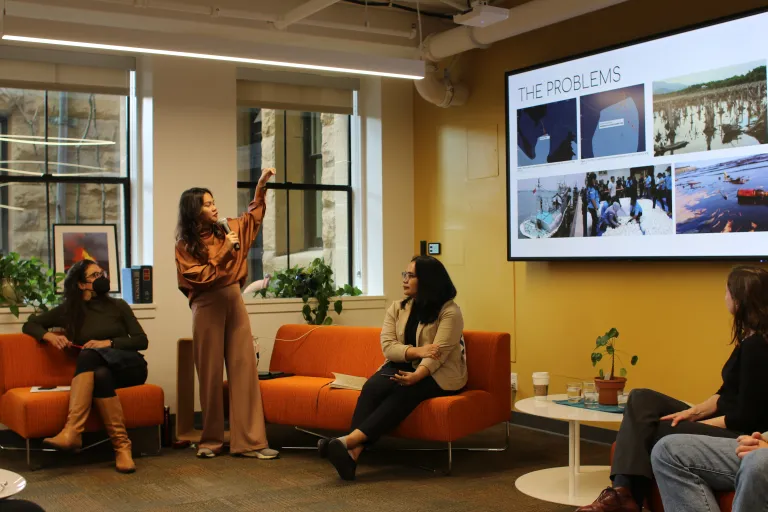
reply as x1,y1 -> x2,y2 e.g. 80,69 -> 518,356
651,434 -> 768,512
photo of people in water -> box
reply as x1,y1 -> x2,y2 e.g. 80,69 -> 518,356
517,98 -> 577,168
580,84 -> 646,159
676,153 -> 768,234
517,165 -> 673,239
653,61 -> 767,156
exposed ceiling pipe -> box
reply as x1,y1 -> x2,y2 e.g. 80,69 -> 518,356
422,0 -> 632,61
416,0 -> 631,107
87,0 -> 416,39
301,19 -> 417,39
439,0 -> 469,10
414,62 -> 468,108
273,0 -> 343,30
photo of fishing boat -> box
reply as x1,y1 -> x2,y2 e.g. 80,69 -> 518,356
676,153 -> 768,234
518,176 -> 578,239
653,61 -> 767,156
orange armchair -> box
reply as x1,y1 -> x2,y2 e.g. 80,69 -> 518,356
0,334 -> 165,466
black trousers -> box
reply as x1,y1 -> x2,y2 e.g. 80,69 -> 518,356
351,362 -> 457,445
588,209 -> 598,237
665,190 -> 672,213
74,349 -> 148,398
611,389 -> 740,480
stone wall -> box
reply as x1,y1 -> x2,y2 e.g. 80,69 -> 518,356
1,88 -> 126,264
243,109 -> 349,285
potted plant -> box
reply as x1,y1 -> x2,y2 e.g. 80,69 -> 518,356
590,327 -> 638,405
256,258 -> 362,325
0,252 -> 65,318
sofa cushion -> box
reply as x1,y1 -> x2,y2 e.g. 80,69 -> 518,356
0,384 -> 164,439
260,376 -> 333,427
270,326 -> 385,379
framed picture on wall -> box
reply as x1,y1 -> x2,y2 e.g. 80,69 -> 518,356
53,224 -> 120,293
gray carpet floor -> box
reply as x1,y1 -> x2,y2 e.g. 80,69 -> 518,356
0,424 -> 610,512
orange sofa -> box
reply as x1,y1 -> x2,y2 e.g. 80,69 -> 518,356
259,324 -> 511,469
609,443 -> 734,512
0,333 -> 165,465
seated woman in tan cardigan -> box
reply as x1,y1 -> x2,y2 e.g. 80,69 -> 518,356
318,255 -> 467,480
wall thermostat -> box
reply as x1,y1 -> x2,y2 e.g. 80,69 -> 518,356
428,243 -> 441,255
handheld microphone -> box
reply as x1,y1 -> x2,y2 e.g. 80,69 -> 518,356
217,219 -> 240,251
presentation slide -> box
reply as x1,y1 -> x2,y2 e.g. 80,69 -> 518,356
506,10 -> 768,260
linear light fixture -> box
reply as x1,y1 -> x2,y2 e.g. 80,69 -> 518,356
0,134 -> 114,146
0,204 -> 24,211
2,35 -> 425,80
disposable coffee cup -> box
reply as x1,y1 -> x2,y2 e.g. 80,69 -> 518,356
532,372 -> 549,401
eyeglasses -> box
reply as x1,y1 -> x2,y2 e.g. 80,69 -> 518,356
85,270 -> 107,280
401,272 -> 417,282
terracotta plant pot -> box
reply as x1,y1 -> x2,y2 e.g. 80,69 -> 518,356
594,377 -> 627,405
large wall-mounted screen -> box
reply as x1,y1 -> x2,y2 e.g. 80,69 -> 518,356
506,9 -> 768,260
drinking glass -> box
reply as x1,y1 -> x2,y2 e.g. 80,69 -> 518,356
617,391 -> 629,411
584,391 -> 599,409
583,381 -> 596,396
567,382 -> 582,403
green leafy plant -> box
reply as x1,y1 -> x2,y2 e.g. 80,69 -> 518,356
257,258 -> 362,325
591,328 -> 639,380
0,252 -> 65,318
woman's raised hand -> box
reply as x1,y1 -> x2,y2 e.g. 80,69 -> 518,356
258,168 -> 276,187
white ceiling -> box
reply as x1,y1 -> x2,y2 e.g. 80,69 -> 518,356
0,0 -> 524,78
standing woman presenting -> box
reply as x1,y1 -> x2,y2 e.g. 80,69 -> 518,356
175,168 -> 278,460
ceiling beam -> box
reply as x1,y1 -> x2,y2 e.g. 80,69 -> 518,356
274,0 -> 342,30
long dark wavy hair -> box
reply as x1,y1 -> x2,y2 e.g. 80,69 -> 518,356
727,266 -> 768,344
176,187 -> 223,262
61,259 -> 112,340
400,256 -> 457,325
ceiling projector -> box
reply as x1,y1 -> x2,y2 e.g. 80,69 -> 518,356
453,2 -> 510,27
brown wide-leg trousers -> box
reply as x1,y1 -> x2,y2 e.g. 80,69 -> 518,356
191,283 -> 268,454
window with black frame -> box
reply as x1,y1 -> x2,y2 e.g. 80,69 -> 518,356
0,88 -> 131,273
236,107 -> 352,294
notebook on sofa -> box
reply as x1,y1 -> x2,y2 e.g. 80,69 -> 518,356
330,373 -> 367,391
30,386 -> 70,393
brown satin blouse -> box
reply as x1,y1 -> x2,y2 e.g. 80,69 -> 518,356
175,189 -> 266,305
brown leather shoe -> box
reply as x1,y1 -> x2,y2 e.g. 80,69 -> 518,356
95,396 -> 136,473
43,372 -> 95,451
576,487 -> 639,512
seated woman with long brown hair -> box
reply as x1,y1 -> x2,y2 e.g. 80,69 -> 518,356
578,266 -> 768,512
22,259 -> 149,473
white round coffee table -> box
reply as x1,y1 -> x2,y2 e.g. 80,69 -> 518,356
514,394 -> 623,507
0,469 -> 27,499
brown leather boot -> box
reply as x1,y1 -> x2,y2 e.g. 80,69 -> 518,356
43,372 -> 95,451
576,487 -> 639,512
94,396 -> 136,473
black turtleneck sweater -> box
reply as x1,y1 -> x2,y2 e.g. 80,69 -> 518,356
22,297 -> 148,369
715,333 -> 768,433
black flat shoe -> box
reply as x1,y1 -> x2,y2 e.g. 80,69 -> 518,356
317,438 -> 330,458
327,438 -> 356,481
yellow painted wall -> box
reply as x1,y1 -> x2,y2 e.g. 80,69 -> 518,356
414,0 -> 768,408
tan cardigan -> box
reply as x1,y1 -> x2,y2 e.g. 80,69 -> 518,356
380,299 -> 467,391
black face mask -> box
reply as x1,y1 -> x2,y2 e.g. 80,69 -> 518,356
92,276 -> 110,296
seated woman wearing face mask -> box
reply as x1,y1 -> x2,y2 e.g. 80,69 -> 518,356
22,259 -> 149,473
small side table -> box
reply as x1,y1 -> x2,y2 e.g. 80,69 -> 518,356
514,394 -> 623,507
